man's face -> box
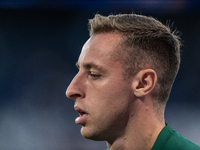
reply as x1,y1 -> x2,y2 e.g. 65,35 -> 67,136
66,32 -> 135,141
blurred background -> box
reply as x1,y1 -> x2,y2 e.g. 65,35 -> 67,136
0,0 -> 200,149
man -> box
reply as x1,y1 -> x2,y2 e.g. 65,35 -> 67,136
66,13 -> 200,150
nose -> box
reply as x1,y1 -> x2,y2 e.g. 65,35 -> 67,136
66,73 -> 85,100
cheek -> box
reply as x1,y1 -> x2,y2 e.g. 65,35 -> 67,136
87,78 -> 133,115
92,83 -> 132,113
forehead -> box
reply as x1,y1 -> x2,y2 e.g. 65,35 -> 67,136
77,32 -> 122,68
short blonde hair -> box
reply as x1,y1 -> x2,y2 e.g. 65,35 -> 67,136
88,14 -> 181,104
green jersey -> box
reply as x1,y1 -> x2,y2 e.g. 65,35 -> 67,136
152,124 -> 200,150
106,124 -> 200,150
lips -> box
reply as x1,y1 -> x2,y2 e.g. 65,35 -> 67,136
74,106 -> 89,125
78,110 -> 88,116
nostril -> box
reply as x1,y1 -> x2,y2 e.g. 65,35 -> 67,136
69,94 -> 82,99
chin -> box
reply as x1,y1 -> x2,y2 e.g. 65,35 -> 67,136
81,126 -> 105,141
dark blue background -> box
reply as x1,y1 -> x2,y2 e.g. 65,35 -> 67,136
0,1 -> 200,149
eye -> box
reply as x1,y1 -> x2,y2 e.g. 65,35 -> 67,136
89,72 -> 101,80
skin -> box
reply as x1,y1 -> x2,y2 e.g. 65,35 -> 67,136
66,32 -> 165,150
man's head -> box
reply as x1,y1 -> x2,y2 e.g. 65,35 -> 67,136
66,13 -> 181,142
89,14 -> 181,104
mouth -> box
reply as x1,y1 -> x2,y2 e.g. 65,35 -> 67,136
74,106 -> 88,116
78,110 -> 88,116
74,106 -> 89,125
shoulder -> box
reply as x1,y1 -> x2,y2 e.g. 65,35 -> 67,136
152,124 -> 200,150
165,129 -> 200,150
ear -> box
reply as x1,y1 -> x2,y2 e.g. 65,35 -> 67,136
132,69 -> 157,97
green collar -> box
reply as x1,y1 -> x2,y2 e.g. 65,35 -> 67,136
151,123 -> 172,150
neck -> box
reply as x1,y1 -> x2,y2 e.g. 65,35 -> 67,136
106,98 -> 165,150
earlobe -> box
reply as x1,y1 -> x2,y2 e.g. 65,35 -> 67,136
132,69 -> 157,97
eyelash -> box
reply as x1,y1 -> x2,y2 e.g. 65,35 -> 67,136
89,72 -> 101,80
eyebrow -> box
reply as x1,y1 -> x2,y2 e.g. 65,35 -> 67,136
76,62 -> 106,72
